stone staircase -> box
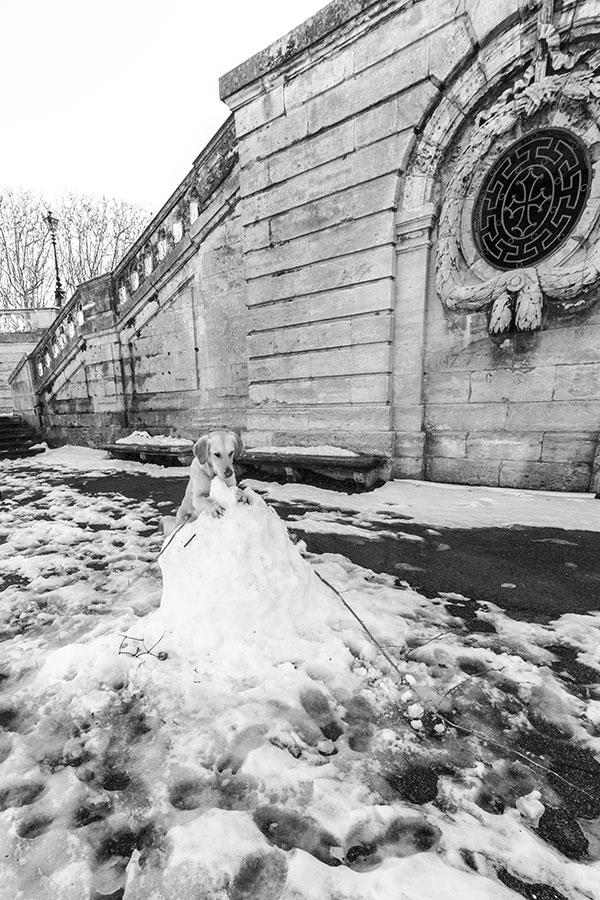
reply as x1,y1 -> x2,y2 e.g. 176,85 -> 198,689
0,414 -> 45,460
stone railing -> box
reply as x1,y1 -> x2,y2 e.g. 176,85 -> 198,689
33,293 -> 87,384
112,115 -> 237,315
0,307 -> 58,335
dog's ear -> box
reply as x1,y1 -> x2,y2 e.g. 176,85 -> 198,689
194,434 -> 210,464
233,432 -> 244,459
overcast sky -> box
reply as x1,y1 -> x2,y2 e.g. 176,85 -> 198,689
2,0 -> 327,213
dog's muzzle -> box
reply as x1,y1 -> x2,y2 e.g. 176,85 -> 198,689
224,467 -> 233,479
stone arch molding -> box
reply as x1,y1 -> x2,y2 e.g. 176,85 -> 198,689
434,58 -> 600,335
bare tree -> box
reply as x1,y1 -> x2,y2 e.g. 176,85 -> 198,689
55,193 -> 150,297
0,190 -> 53,308
0,189 -> 151,309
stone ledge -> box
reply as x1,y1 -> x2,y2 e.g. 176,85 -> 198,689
238,450 -> 389,489
219,0 -> 396,101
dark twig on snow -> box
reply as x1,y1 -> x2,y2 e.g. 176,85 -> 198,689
405,632 -> 446,658
118,631 -> 167,660
314,570 -> 406,683
436,666 -> 506,709
434,711 -> 600,803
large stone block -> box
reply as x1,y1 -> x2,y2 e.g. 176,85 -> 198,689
307,45 -> 429,135
552,363 -> 600,401
541,432 -> 597,464
250,408 -> 311,430
466,0 -> 520,45
274,377 -> 351,405
499,461 -> 591,492
308,404 -> 391,431
237,105 -> 309,166
268,174 -> 398,244
273,319 -> 353,355
466,433 -> 542,461
424,371 -> 471,404
470,367 -> 556,404
426,456 -> 501,486
244,133 -> 409,225
507,400 -> 600,432
354,81 -> 440,148
236,85 -> 285,137
350,373 -> 391,403
247,279 -> 394,333
427,432 -> 467,458
426,401 -> 508,432
354,0 -> 463,73
394,429 -> 427,459
268,121 -> 355,185
245,211 -> 394,280
428,17 -> 476,85
284,44 -> 355,110
246,245 -> 395,305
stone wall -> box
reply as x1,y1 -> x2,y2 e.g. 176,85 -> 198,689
0,308 -> 58,416
11,0 -> 600,491
219,0 -> 600,490
18,117 -> 248,448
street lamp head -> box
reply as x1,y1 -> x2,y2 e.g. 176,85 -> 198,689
44,210 -> 59,235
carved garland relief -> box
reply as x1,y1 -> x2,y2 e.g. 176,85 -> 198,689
436,58 -> 600,335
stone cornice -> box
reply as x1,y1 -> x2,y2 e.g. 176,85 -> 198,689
219,0 -> 419,103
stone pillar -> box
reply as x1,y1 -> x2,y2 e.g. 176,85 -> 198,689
391,203 -> 437,479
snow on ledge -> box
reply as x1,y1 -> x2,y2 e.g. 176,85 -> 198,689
248,444 -> 360,457
115,430 -> 193,447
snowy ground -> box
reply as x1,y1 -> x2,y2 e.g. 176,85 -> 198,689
0,447 -> 599,900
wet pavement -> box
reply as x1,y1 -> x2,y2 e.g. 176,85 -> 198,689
61,471 -> 600,625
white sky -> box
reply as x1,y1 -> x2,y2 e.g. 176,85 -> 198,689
1,0 -> 328,213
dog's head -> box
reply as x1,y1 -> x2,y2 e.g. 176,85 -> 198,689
193,430 -> 243,485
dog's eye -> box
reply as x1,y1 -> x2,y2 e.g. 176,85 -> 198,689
214,452 -> 221,458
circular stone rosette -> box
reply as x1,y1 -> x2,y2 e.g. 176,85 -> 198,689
436,66 -> 600,335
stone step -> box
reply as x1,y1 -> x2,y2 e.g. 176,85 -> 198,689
0,415 -> 44,459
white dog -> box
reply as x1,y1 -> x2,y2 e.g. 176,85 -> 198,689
162,430 -> 244,535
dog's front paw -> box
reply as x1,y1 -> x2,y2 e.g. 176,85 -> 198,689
237,489 -> 252,505
211,503 -> 225,518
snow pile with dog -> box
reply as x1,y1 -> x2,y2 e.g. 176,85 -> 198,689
0,432 -> 599,899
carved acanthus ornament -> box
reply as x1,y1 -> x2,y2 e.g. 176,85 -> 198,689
436,40 -> 600,335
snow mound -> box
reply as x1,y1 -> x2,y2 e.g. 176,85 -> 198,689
116,430 -> 193,446
152,485 -> 342,674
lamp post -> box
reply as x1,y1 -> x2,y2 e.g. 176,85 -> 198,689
44,210 -> 65,307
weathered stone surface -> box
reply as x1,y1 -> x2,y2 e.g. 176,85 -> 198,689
236,85 -> 285,137
499,461 -> 592,492
427,433 -> 467,458
245,211 -> 394,280
426,402 -> 508,432
354,81 -> 440,148
246,246 -> 395,305
244,133 -> 409,224
246,280 -> 394,332
283,45 -> 355,110
424,372 -> 471,404
466,433 -> 542,461
268,120 -> 355,185
354,0 -> 461,72
507,401 -> 600,433
237,106 -> 309,167
266,175 -> 398,245
553,363 -> 600,401
249,342 -> 391,383
542,433 -> 597,464
427,457 -> 501,486
307,44 -> 429,134
466,0 -> 520,45
470,367 -> 556,404
428,17 -> 476,85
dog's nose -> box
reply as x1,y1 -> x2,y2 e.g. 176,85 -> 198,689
224,467 -> 233,478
